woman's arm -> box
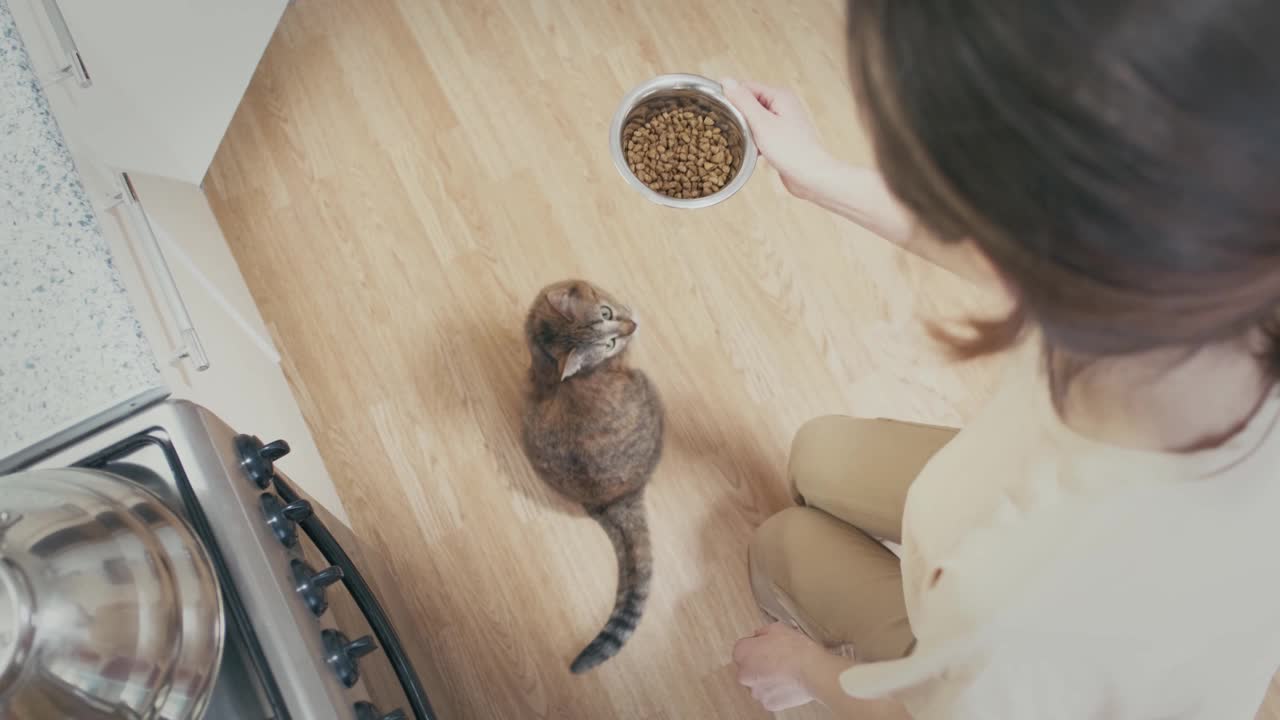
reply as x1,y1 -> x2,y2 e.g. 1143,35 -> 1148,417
721,79 -> 989,284
734,622 -> 913,719
802,649 -> 913,720
797,158 -> 992,284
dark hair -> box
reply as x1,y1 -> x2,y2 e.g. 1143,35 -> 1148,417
845,1 -> 1280,386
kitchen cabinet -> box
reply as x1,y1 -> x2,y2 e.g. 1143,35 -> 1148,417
8,0 -> 286,185
56,133 -> 350,520
5,0 -> 344,520
92,165 -> 351,525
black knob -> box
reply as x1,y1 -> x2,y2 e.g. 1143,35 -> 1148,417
355,701 -> 406,720
322,629 -> 378,688
234,434 -> 291,489
291,559 -> 343,616
260,494 -> 312,547
260,439 -> 290,461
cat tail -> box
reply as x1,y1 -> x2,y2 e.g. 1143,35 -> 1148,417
570,490 -> 652,674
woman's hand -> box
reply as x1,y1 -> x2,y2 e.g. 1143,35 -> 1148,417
721,79 -> 839,200
732,622 -> 825,711
721,79 -> 983,284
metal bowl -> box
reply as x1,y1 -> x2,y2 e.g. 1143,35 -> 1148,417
609,74 -> 757,209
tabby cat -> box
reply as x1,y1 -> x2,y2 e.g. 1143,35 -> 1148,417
521,279 -> 665,673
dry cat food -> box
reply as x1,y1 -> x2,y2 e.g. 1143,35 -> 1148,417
624,107 -> 736,199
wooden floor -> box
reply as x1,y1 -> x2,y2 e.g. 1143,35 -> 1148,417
205,1 -> 1280,718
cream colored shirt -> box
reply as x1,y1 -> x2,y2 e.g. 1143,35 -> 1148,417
840,349 -> 1280,719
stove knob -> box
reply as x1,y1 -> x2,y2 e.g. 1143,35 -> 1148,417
234,434 -> 291,489
323,629 -> 378,688
354,701 -> 407,720
260,494 -> 312,547
291,559 -> 344,616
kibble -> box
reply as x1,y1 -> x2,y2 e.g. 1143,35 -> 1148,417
623,106 -> 737,200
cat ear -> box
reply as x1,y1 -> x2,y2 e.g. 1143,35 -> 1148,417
546,286 -> 576,319
559,347 -> 589,381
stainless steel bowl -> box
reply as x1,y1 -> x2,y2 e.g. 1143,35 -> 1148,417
610,74 -> 757,209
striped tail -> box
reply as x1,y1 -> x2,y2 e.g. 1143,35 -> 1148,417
570,491 -> 652,674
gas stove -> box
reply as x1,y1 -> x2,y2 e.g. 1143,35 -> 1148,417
17,400 -> 436,720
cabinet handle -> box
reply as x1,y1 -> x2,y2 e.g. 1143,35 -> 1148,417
39,0 -> 91,88
115,172 -> 211,372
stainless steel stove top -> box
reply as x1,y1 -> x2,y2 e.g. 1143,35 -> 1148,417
20,400 -> 432,720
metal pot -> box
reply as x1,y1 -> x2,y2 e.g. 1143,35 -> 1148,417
0,468 -> 223,719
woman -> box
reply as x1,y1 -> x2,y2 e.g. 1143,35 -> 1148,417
725,2 -> 1280,718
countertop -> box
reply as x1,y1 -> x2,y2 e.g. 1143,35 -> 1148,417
0,0 -> 165,469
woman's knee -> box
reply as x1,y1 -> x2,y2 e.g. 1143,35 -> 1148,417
748,507 -> 831,634
787,415 -> 877,504
748,505 -> 913,656
787,416 -> 954,539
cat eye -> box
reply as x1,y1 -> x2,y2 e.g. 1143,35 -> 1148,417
601,306 -> 613,320
605,338 -> 617,350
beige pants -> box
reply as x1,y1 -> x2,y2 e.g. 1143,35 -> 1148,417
749,416 -> 957,662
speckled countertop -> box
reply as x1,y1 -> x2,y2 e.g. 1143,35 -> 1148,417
0,0 -> 165,468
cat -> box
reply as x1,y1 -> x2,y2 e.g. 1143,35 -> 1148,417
521,279 -> 665,674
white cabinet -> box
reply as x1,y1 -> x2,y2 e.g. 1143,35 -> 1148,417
7,0 -> 345,521
9,0 -> 286,185
92,168 -> 351,526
